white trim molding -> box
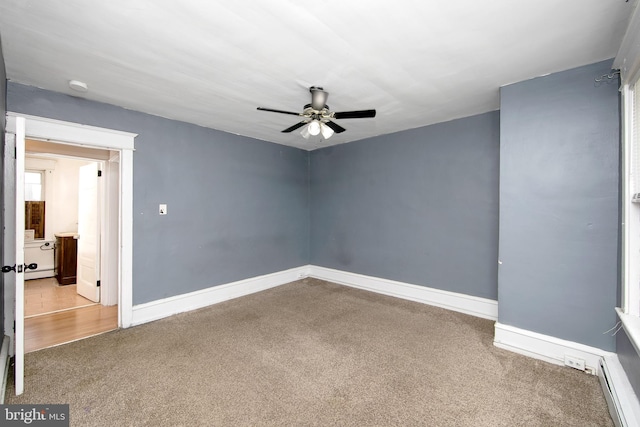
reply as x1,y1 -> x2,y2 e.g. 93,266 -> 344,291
131,264 -> 498,328
620,82 -> 639,318
617,308 -> 640,357
118,148 -> 134,328
131,266 -> 309,326
494,322 -> 614,374
599,355 -> 640,427
6,113 -> 136,330
309,265 -> 498,320
7,113 -> 136,150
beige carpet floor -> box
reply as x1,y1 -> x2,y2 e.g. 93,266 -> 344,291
6,278 -> 613,426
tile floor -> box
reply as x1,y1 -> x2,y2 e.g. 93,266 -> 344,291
24,277 -> 96,317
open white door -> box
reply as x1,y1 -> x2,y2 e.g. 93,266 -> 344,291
76,163 -> 100,303
14,117 -> 26,396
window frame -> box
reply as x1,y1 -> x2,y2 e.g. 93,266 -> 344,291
620,77 -> 640,354
24,169 -> 44,202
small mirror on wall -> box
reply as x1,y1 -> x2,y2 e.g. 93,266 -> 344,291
25,170 -> 45,239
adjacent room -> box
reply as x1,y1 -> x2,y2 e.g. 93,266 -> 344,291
0,1 -> 639,425
22,145 -> 118,353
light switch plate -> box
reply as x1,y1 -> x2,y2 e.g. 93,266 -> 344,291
159,204 -> 167,215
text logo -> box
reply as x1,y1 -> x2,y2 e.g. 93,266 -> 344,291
1,405 -> 69,426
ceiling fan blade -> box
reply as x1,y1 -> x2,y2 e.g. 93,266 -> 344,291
333,109 -> 377,119
257,107 -> 302,116
323,120 -> 346,134
282,121 -> 308,133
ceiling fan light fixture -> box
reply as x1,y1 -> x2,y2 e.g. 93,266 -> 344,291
320,122 -> 334,139
257,86 -> 375,140
300,125 -> 311,139
308,120 -> 321,136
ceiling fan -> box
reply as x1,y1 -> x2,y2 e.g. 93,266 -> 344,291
257,86 -> 376,139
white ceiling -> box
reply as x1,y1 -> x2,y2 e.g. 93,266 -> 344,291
0,0 -> 634,150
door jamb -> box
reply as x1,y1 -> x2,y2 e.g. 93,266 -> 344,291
5,113 -> 136,331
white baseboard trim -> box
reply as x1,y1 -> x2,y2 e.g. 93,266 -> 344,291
0,335 -> 10,404
130,266 -> 308,326
494,322 -> 613,374
599,355 -> 640,427
308,265 -> 498,320
25,270 -> 55,280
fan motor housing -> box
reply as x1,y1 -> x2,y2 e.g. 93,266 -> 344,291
310,87 -> 329,111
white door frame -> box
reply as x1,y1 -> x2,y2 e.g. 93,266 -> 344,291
14,118 -> 25,395
102,154 -> 120,306
5,113 -> 136,330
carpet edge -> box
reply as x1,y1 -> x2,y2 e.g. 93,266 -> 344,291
309,265 -> 498,320
131,266 -> 310,326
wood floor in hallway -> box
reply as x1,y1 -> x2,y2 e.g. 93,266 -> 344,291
25,304 -> 118,353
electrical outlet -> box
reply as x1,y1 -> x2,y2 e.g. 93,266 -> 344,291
564,355 -> 586,371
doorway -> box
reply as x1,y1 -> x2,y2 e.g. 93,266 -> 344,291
22,145 -> 117,352
4,113 -> 136,395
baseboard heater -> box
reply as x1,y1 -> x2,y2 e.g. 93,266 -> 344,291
25,266 -> 55,280
0,335 -> 9,404
598,356 -> 640,427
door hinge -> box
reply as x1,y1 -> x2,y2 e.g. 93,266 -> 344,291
13,321 -> 15,332
97,280 -> 101,287
14,147 -> 17,159
97,170 -> 102,177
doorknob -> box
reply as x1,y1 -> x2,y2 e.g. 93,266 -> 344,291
1,263 -> 37,273
1,265 -> 16,273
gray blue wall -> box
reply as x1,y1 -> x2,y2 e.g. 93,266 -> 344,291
0,34 -> 6,335
7,83 -> 310,305
4,61 -> 640,398
498,60 -> 620,351
4,61 -> 628,359
310,111 -> 500,300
